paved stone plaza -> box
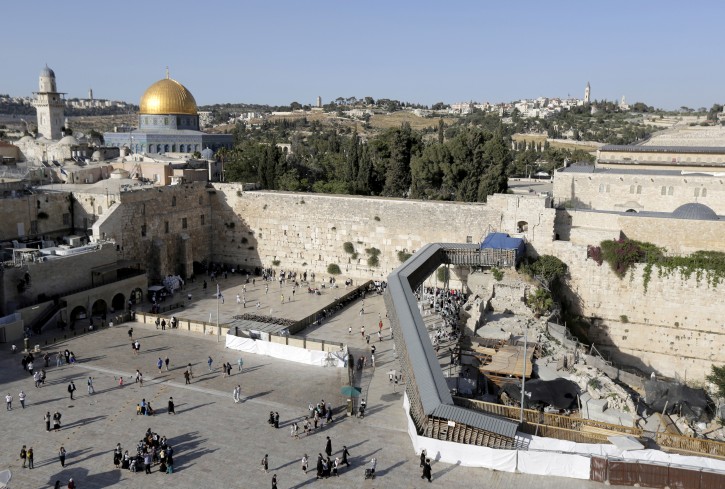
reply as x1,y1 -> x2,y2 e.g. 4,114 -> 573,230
0,284 -> 625,488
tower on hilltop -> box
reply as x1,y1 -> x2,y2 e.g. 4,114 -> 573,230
33,65 -> 65,140
584,81 -> 591,104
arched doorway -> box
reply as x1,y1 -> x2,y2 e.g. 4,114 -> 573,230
164,144 -> 170,153
111,293 -> 125,312
130,287 -> 143,306
70,306 -> 87,322
91,299 -> 107,318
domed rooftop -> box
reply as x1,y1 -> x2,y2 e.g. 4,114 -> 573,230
671,203 -> 719,221
58,135 -> 79,146
201,147 -> 214,159
140,76 -> 197,115
40,65 -> 55,78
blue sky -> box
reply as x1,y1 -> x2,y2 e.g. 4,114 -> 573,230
2,1 -> 721,109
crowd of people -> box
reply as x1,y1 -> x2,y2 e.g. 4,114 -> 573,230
116,428 -> 175,474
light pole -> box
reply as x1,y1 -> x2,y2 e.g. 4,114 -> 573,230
216,283 -> 221,343
519,327 -> 528,425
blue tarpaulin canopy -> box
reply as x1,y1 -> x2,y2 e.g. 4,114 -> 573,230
480,233 -> 526,265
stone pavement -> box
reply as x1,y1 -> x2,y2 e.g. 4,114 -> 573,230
0,292 -> 627,488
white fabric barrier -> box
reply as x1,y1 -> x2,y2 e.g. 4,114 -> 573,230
225,334 -> 345,368
517,450 -> 590,479
525,431 -> 725,472
401,394 -> 725,479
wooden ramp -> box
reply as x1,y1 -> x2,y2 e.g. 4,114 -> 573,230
479,344 -> 533,378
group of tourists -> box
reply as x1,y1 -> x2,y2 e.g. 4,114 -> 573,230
116,428 -> 175,474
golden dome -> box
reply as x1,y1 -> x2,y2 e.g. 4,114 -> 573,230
139,77 -> 198,115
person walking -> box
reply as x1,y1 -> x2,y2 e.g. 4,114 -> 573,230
187,363 -> 193,379
157,357 -> 163,373
301,453 -> 308,473
207,356 -> 213,372
233,385 -> 241,403
53,411 -> 61,430
58,446 -> 66,467
20,445 -> 27,468
420,449 -> 427,467
168,397 -> 175,415
325,436 -> 332,457
19,390 -> 26,409
144,451 -> 152,474
421,458 -> 432,482
5,393 -> 11,410
27,447 -> 34,469
341,445 -> 350,467
260,454 -> 268,473
67,381 -> 75,400
271,473 -> 278,489
237,356 -> 244,372
87,376 -> 95,395
183,370 -> 190,385
45,411 -> 51,431
68,477 -> 76,489
165,356 -> 170,371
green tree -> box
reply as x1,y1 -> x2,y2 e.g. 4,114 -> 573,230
706,365 -> 725,398
524,255 -> 568,292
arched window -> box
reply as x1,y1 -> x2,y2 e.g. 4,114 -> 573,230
702,188 -> 707,197
668,186 -> 674,195
517,221 -> 529,232
172,196 -> 177,207
636,185 -> 642,194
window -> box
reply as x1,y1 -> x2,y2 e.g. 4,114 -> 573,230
702,188 -> 707,197
466,236 -> 472,244
200,214 -> 205,225
165,221 -> 169,233
199,196 -> 203,205
694,188 -> 700,197
98,206 -> 102,215
172,196 -> 177,207
63,213 -> 70,225
182,217 -> 187,229
30,220 -> 38,234
661,186 -> 667,195
636,185 -> 642,194
668,186 -> 674,196
599,183 -> 605,193
141,225 -> 147,237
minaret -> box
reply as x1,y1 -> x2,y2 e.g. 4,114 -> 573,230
33,65 -> 65,140
584,81 -> 591,104
88,88 -> 93,100
316,96 -> 322,108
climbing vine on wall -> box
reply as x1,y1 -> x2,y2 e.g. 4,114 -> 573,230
596,238 -> 725,293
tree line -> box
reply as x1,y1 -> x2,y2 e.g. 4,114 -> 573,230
220,123 -> 511,202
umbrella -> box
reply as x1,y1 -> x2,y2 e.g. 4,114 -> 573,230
340,385 -> 362,397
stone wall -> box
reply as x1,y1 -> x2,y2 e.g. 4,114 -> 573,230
93,182 -> 213,280
552,241 -> 725,381
553,170 -> 723,214
209,186 -> 555,281
557,209 -> 725,254
1,243 -> 118,314
0,192 -> 71,241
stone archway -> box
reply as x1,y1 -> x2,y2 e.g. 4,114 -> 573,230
70,305 -> 87,322
517,220 -> 529,233
91,299 -> 107,317
130,287 -> 143,306
111,293 -> 125,312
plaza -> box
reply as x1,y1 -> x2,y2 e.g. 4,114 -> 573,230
0,279 -> 626,488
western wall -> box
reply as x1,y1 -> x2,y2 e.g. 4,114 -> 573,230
209,185 -> 555,281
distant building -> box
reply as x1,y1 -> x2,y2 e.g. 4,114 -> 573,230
33,65 -> 65,140
104,71 -> 233,155
316,96 -> 322,108
584,81 -> 591,104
